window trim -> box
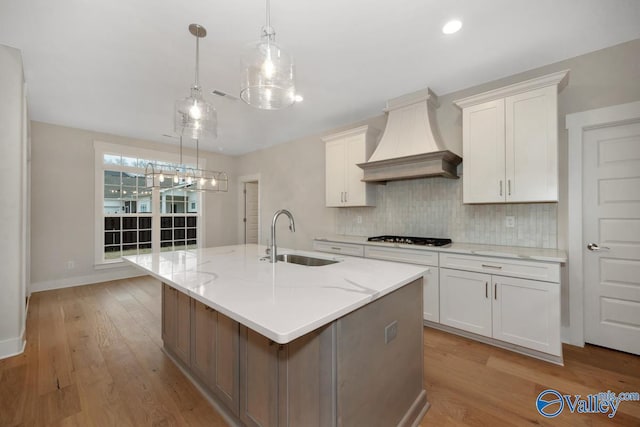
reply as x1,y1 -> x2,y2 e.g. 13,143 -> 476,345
94,141 -> 206,265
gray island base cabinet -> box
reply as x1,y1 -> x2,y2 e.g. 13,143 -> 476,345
162,279 -> 428,427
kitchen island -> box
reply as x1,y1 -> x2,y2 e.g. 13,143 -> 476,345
124,244 -> 429,427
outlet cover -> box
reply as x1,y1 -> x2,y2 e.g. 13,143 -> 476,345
385,320 -> 398,344
505,216 -> 515,228
356,215 -> 363,224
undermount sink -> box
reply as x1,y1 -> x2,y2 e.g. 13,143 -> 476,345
276,254 -> 339,266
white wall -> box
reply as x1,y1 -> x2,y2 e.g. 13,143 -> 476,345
0,45 -> 27,358
235,115 -> 386,251
29,122 -> 238,292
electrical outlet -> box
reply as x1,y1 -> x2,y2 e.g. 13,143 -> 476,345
505,216 -> 515,228
66,260 -> 75,270
356,215 -> 363,224
385,320 -> 398,344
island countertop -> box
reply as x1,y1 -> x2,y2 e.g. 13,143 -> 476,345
123,244 -> 426,344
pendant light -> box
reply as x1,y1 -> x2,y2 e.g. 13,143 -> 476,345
175,24 -> 217,139
240,0 -> 296,110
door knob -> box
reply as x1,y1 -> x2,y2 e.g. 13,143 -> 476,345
587,242 -> 610,251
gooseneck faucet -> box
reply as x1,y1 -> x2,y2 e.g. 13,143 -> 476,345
270,209 -> 296,263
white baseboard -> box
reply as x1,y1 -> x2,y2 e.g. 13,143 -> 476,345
0,331 -> 26,360
30,266 -> 146,293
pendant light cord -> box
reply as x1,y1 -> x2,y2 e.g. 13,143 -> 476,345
266,0 -> 271,29
194,25 -> 200,89
179,135 -> 183,166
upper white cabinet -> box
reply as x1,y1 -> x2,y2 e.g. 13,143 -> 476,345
323,125 -> 380,207
454,70 -> 569,204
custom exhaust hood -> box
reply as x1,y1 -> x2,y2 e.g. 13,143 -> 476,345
358,88 -> 462,182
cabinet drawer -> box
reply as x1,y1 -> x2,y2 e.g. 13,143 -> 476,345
440,252 -> 559,283
364,246 -> 438,266
313,240 -> 364,257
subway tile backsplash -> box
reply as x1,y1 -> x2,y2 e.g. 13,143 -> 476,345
335,177 -> 557,248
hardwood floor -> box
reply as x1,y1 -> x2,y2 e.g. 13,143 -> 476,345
1,276 -> 638,426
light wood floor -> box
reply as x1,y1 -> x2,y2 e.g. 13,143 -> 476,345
0,276 -> 638,426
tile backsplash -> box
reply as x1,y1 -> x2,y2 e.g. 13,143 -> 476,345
335,177 -> 557,248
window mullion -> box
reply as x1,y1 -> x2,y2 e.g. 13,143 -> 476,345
152,187 -> 160,253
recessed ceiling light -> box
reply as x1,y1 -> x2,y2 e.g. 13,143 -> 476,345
294,94 -> 304,103
442,19 -> 462,35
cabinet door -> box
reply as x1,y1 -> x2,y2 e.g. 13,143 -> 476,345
213,312 -> 240,415
325,140 -> 346,207
492,277 -> 561,356
423,267 -> 440,323
462,99 -> 506,203
191,300 -> 215,388
439,268 -> 492,337
344,135 -> 367,206
239,327 -> 279,427
175,290 -> 192,366
505,86 -> 558,202
162,283 -> 177,349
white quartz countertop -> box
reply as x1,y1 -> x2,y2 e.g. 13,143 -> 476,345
315,235 -> 567,263
123,244 -> 426,344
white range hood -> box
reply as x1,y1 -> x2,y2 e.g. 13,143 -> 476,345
358,88 -> 462,182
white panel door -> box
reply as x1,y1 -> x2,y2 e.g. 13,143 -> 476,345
462,100 -> 505,203
583,120 -> 640,355
506,86 -> 558,202
325,140 -> 345,207
244,182 -> 259,244
492,277 -> 561,356
439,268 -> 492,337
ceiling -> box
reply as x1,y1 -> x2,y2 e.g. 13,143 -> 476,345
1,1 -> 639,155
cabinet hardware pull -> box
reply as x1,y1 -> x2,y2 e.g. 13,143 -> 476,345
499,180 -> 503,196
344,192 -> 347,203
508,179 -> 511,196
494,283 -> 497,300
330,246 -> 342,251
340,192 -> 343,203
485,282 -> 488,298
482,264 -> 502,270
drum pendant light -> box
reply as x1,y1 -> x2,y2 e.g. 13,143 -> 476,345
175,24 -> 217,139
240,0 -> 296,110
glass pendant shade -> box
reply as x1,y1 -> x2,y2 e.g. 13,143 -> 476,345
175,86 -> 217,139
240,30 -> 295,110
240,0 -> 296,111
174,24 -> 217,139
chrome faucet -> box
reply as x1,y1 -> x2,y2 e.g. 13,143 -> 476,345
270,209 -> 296,263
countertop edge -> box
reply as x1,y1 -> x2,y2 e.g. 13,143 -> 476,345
315,236 -> 568,263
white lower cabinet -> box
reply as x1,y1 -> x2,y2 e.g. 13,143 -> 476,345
439,269 -> 492,337
492,276 -> 561,356
422,268 -> 440,323
440,267 -> 561,357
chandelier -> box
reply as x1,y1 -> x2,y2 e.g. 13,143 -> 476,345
145,135 -> 228,193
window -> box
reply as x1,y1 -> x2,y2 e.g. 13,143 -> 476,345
95,142 -> 204,264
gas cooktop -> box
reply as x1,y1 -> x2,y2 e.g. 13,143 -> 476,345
367,235 -> 452,247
